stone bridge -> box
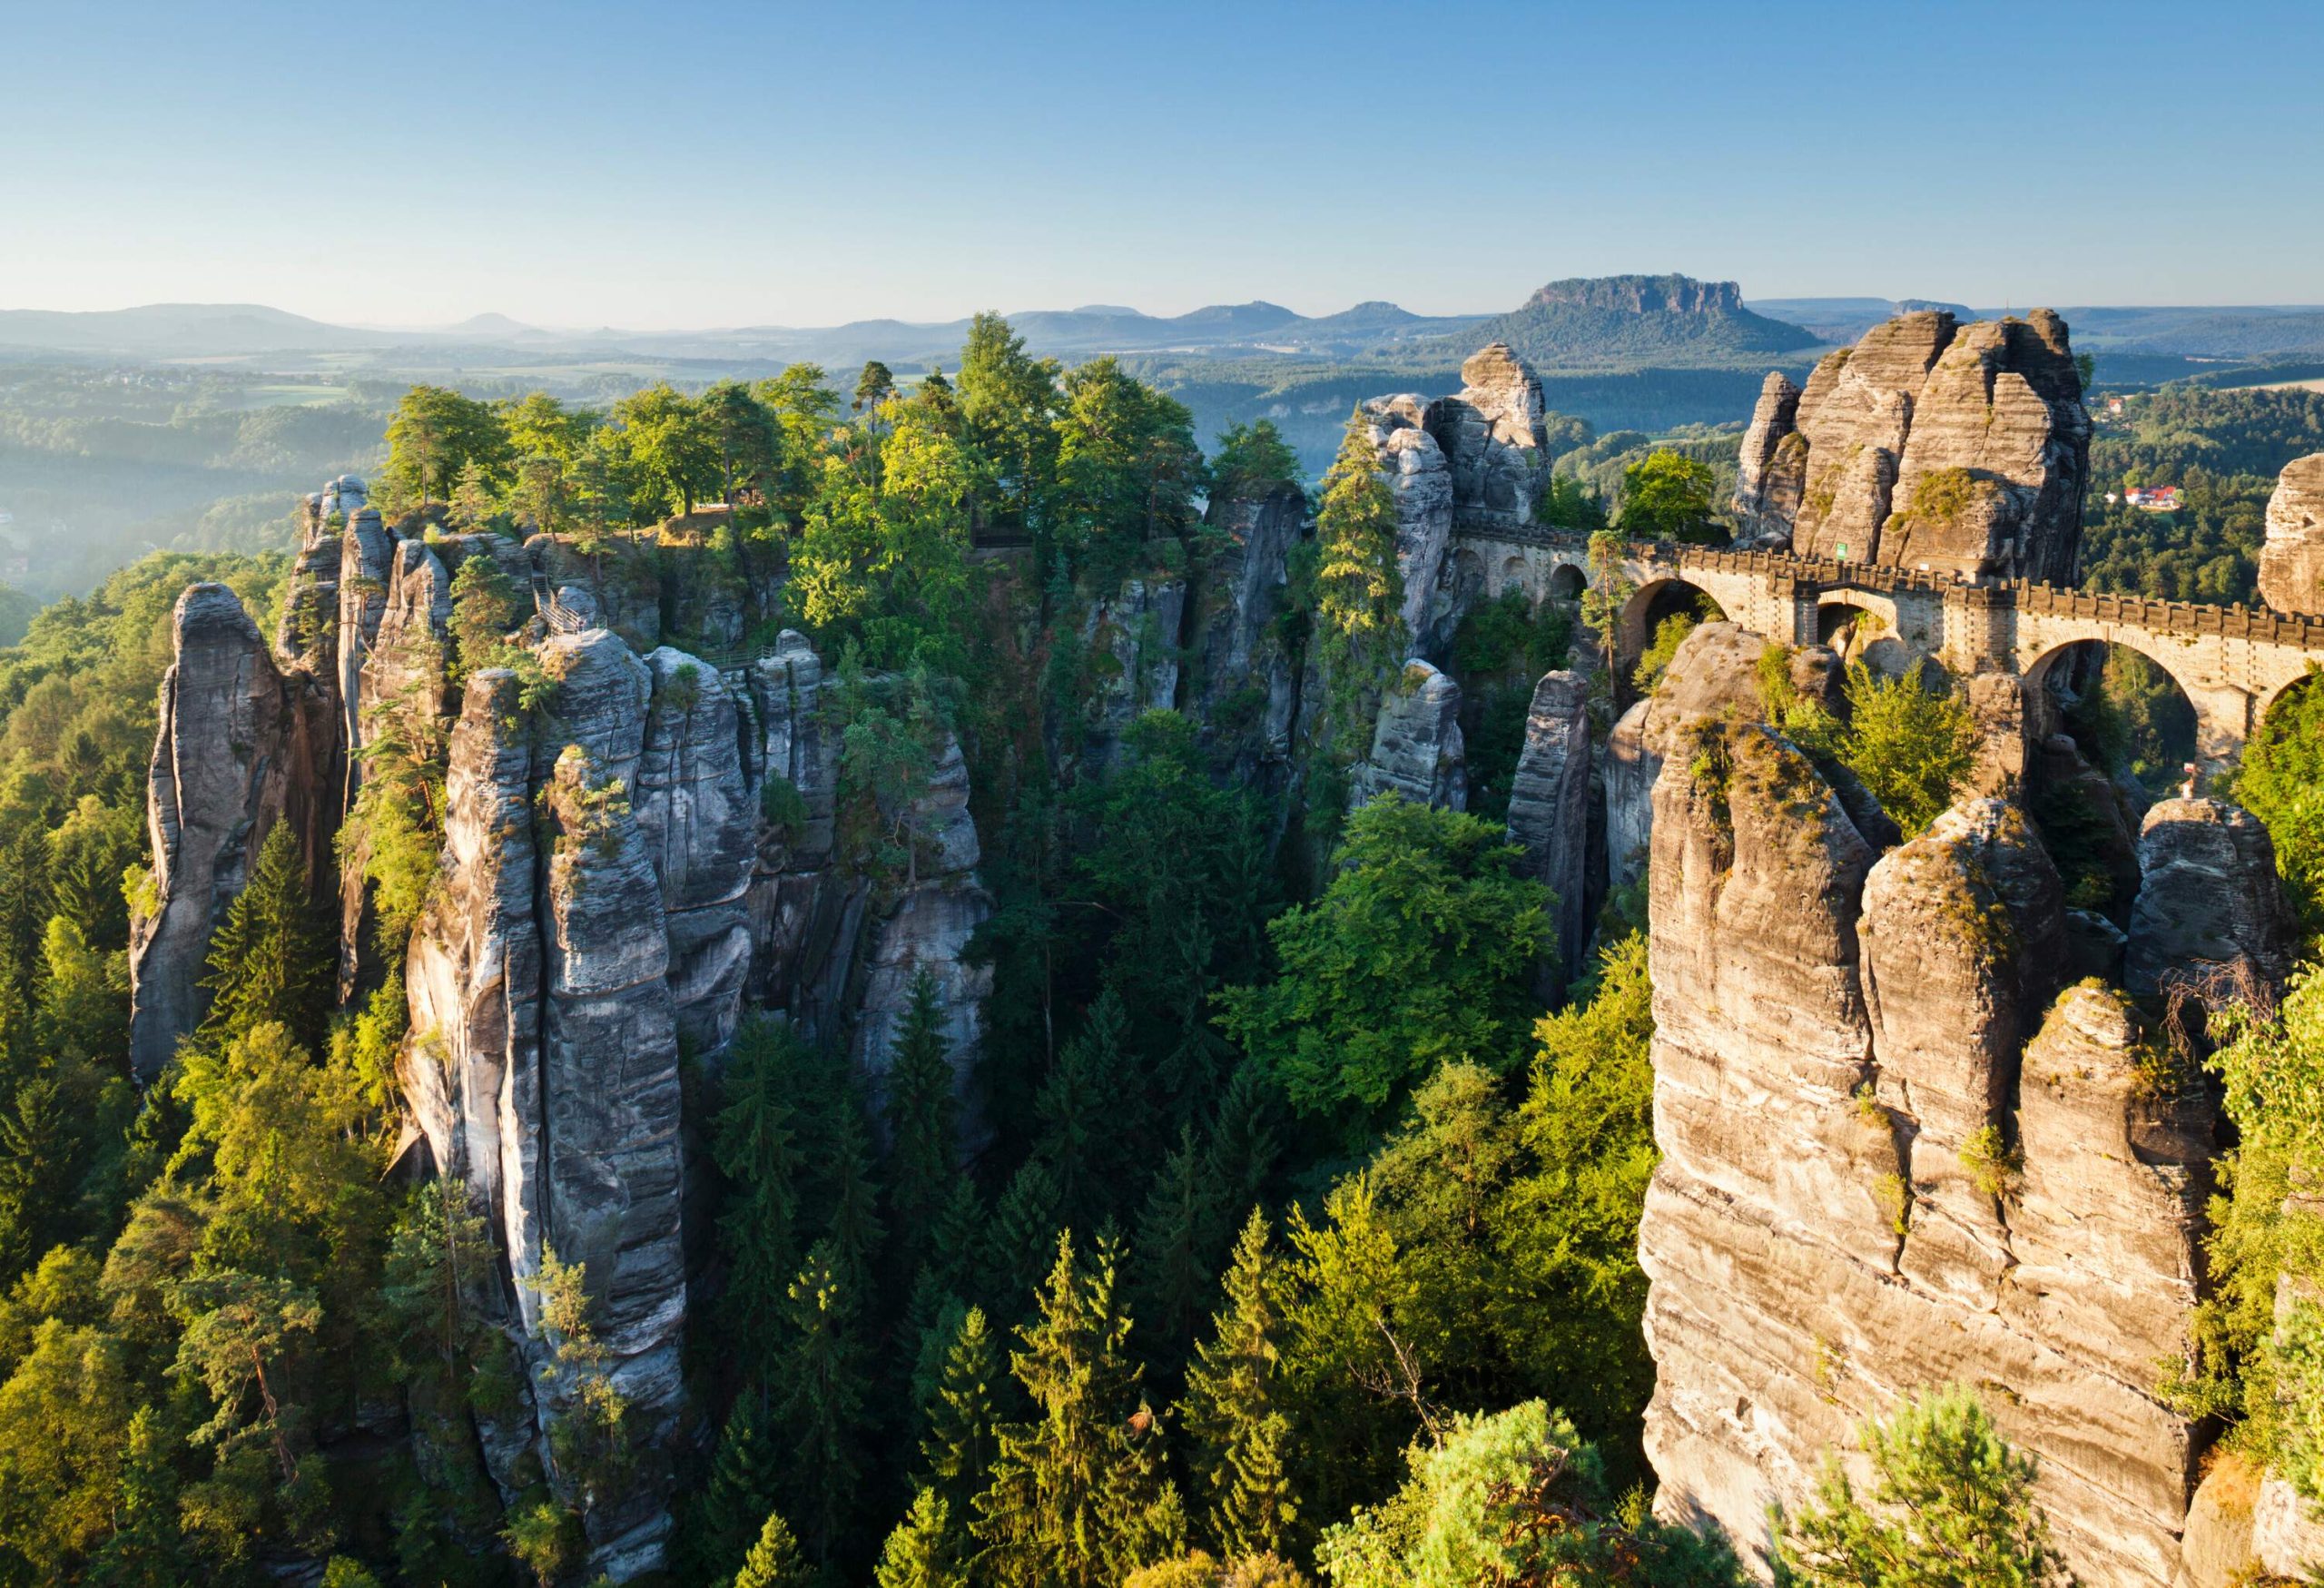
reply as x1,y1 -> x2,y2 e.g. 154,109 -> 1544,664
1452,521 -> 2324,771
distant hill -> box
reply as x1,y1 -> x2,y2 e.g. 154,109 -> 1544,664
0,302 -> 392,357
1748,296 -> 1975,343
1457,274 -> 1824,370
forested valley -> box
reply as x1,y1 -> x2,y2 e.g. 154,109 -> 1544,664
0,311 -> 2318,1588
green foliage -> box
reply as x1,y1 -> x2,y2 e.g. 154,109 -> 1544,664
735,1509 -> 815,1588
776,1242 -> 872,1563
713,1015 -> 807,1389
1631,607 -> 1706,695
1771,1386 -> 2072,1587
1615,448 -> 1721,543
1315,1400 -> 1740,1588
2235,669 -> 2324,934
446,552 -> 521,684
1183,1208 -> 1299,1561
195,823 -> 329,1056
1531,471 -> 1610,533
921,1305 -> 1001,1513
1312,410 -> 1402,651
1218,795 -> 1549,1138
1809,663 -> 1975,838
1211,420 -> 1302,498
382,386 -> 508,512
875,1487 -> 970,1588
973,1230 -> 1184,1587
2183,970 -> 2324,1492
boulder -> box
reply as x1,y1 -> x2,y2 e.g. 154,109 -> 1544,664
127,585 -> 293,1077
1079,575 -> 1187,765
1427,342 -> 1550,531
1640,737 -> 2211,1582
2126,798 -> 2296,995
2258,453 -> 2324,616
1768,309 -> 2089,580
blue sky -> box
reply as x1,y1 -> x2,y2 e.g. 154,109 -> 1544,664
2,0 -> 2317,327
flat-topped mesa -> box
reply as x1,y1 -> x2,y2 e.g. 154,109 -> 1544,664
2258,452 -> 2324,616
1734,308 -> 2090,580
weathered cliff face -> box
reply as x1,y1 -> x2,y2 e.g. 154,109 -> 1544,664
1079,575 -> 1187,766
1601,623 -> 1781,893
1360,396 -> 1456,646
1348,658 -> 1465,812
743,633 -> 842,1017
848,725 -> 994,1123
1732,371 -> 1805,546
1427,341 -> 1551,533
636,648 -> 755,1053
2258,452 -> 2324,616
1631,631 -> 2281,1583
127,585 -> 294,1076
2125,797 -> 2296,996
1505,669 -> 1592,996
1190,482 -> 1305,771
1759,309 -> 2089,580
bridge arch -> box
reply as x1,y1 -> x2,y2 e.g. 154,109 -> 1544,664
1547,562 -> 1587,601
2024,636 -> 2226,781
1620,577 -> 1728,666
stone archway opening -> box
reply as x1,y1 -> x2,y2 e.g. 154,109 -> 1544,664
2031,639 -> 2201,798
1818,597 -> 1919,679
1547,562 -> 1587,601
1623,578 -> 1728,693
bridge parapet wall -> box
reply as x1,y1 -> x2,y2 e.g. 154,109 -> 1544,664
1452,525 -> 2324,766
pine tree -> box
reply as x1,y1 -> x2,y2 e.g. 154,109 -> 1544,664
733,1509 -> 813,1588
1204,1063 -> 1282,1228
988,1159 -> 1064,1312
974,1231 -> 1181,1587
1313,409 -> 1402,649
883,970 -> 959,1293
1129,1122 -> 1226,1396
775,1240 -> 870,1563
874,1487 -> 968,1588
1035,991 -> 1135,1230
86,1406 -> 183,1588
196,823 -> 329,1053
688,1397 -> 782,1585
822,1098 -> 885,1302
713,1016 -> 805,1391
1181,1209 -> 1298,1560
924,1175 -> 985,1305
920,1304 -> 1000,1508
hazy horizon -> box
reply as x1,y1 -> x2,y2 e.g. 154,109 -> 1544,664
5,0 -> 2319,330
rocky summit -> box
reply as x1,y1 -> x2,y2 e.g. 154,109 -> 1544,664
1731,307 -> 2093,582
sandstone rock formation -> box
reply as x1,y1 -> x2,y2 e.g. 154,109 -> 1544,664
1630,620 -> 2258,1582
636,648 -> 755,1053
1348,658 -> 1465,811
1359,396 -> 1455,645
1429,342 -> 1551,533
127,585 -> 294,1076
2258,452 -> 2324,616
1601,623 -> 1785,891
1747,309 -> 2090,580
743,632 -> 841,1015
1732,371 -> 1804,545
2126,797 -> 2296,996
1190,481 -> 1304,771
1079,575 -> 1187,764
1505,669 -> 1592,994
